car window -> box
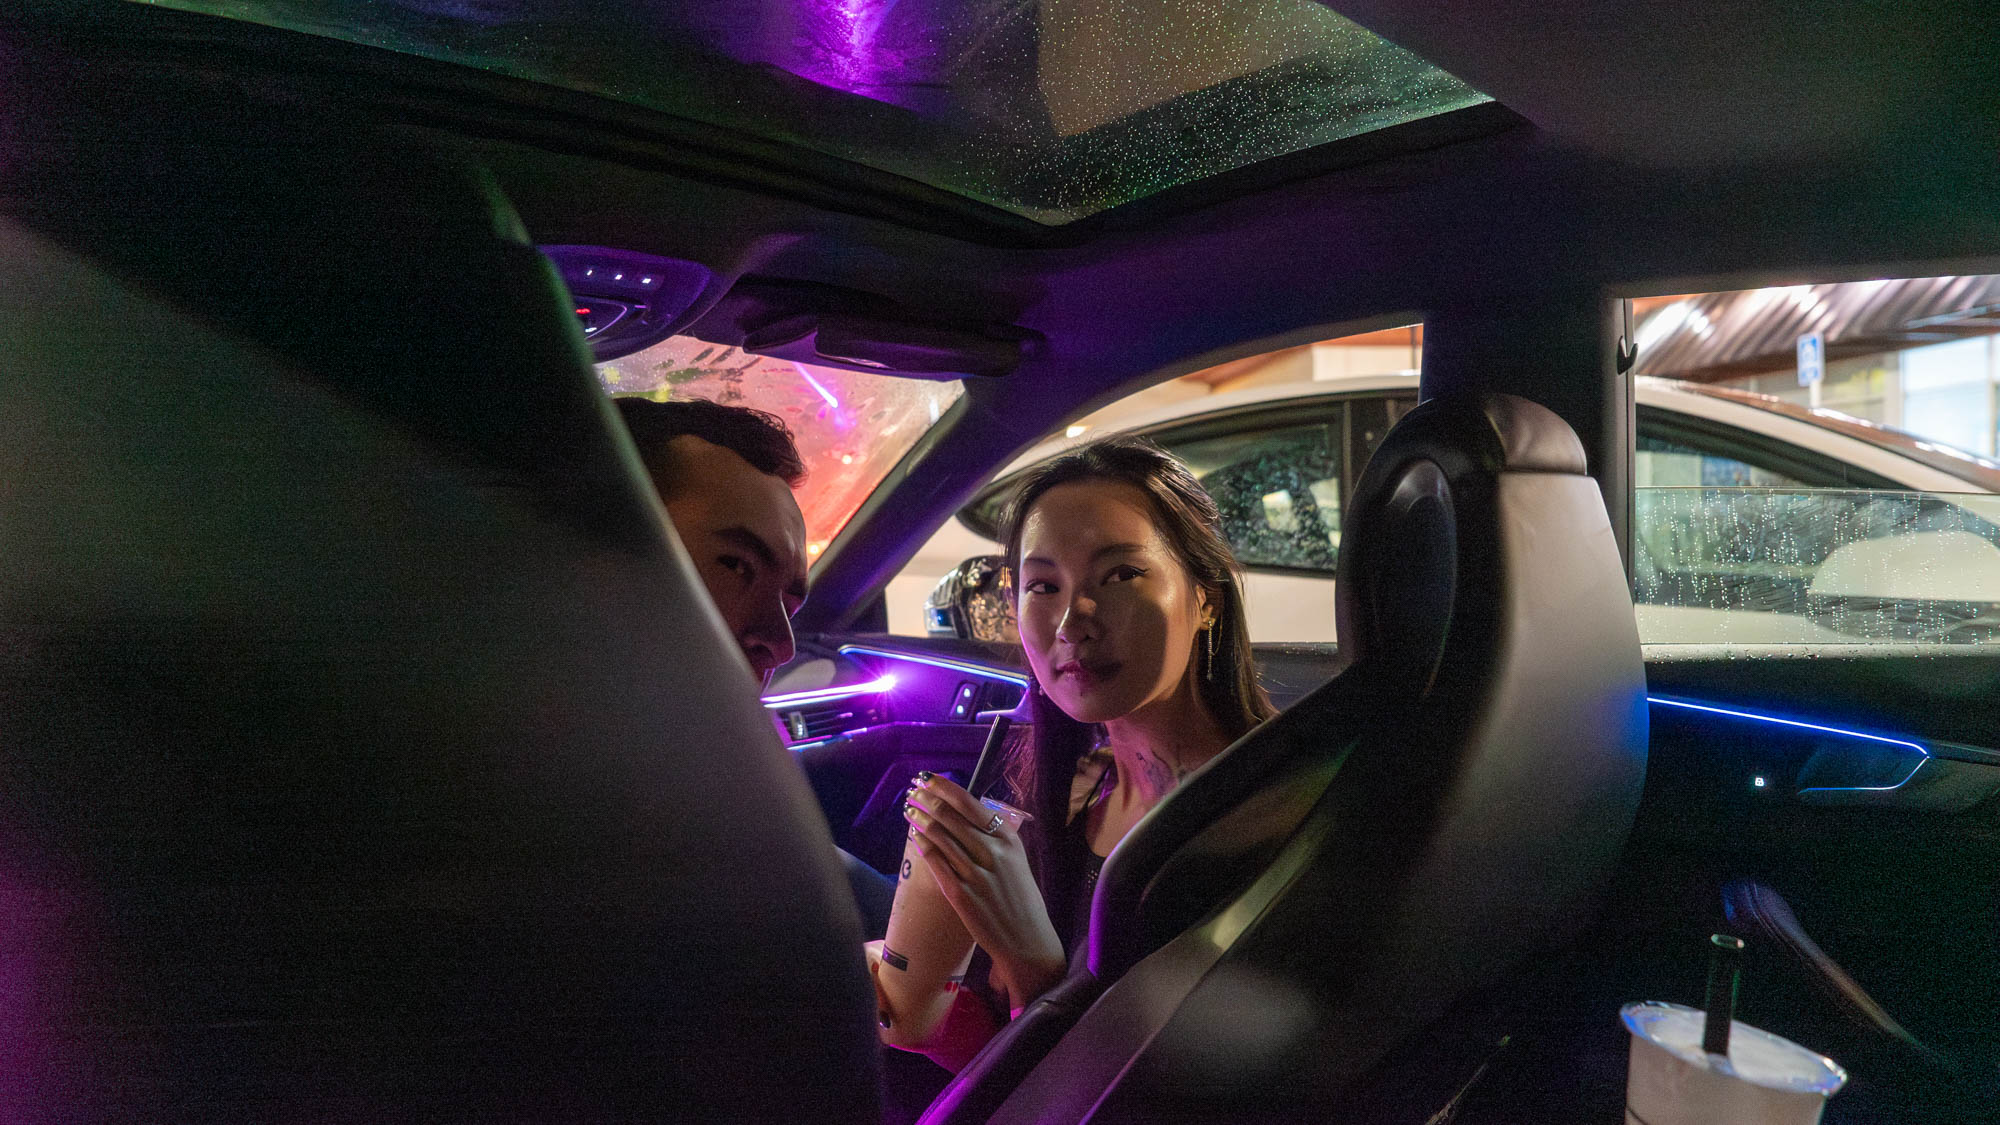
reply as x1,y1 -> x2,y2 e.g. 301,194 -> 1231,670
1631,276 -> 2000,646
1348,394 -> 1407,469
1636,433 -> 1809,488
1173,420 -> 1344,571
1635,406 -> 1900,490
595,334 -> 962,561
1162,395 -> 1416,573
1633,489 -> 2000,644
909,281 -> 2000,646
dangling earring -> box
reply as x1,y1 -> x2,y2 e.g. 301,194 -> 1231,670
1204,622 -> 1216,681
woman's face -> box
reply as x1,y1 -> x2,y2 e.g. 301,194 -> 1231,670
1015,480 -> 1210,726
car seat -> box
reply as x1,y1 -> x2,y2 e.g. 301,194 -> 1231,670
0,23 -> 878,1123
923,394 -> 1648,1123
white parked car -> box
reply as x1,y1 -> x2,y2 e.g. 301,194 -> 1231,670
889,374 -> 2000,644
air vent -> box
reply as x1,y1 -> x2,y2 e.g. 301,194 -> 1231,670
774,697 -> 888,744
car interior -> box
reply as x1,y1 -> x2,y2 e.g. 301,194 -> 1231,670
3,2 -> 1997,1122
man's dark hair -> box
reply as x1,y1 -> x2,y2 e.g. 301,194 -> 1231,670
613,396 -> 807,491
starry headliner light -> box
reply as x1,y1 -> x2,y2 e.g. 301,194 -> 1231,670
782,0 -> 920,103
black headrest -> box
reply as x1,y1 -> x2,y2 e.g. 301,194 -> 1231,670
1083,394 -> 1598,973
1334,393 -> 1585,677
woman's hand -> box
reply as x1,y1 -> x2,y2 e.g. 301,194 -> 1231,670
905,774 -> 1067,1008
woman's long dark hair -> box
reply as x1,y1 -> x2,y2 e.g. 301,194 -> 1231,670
997,435 -> 1275,931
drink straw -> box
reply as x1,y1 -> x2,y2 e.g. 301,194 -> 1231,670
968,684 -> 1037,800
965,713 -> 1011,799
1703,933 -> 1745,1057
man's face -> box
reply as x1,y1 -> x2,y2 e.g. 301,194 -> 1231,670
649,435 -> 808,684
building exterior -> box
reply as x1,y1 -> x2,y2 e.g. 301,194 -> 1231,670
1633,276 -> 2000,457
1072,277 -> 2000,462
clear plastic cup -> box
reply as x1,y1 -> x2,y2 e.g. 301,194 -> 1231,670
1622,1001 -> 1847,1125
876,797 -> 1031,1048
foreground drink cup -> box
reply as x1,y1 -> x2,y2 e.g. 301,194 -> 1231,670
876,797 -> 1032,1048
1623,1001 -> 1847,1125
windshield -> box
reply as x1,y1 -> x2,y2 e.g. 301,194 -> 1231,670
597,336 -> 961,560
143,0 -> 1489,224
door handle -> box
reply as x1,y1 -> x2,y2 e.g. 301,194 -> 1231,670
1795,739 -> 2000,812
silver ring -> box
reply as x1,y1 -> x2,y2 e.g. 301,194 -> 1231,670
981,813 -> 1004,836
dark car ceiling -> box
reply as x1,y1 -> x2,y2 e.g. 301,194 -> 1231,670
29,1 -> 2000,629
1333,0 -> 1993,170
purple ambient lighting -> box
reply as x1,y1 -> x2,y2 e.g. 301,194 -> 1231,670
792,362 -> 842,410
836,645 -> 1029,687
779,0 -> 911,101
762,674 -> 898,709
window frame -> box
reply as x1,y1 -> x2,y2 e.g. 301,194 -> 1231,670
957,389 -> 1418,578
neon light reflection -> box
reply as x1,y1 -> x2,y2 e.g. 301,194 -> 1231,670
793,363 -> 841,409
836,645 -> 1029,687
762,674 -> 898,709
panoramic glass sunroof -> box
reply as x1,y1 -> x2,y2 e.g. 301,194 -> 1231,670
144,0 -> 1489,225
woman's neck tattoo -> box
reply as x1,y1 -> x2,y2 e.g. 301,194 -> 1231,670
1133,749 -> 1189,795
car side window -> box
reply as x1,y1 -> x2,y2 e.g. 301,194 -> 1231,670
1348,394 -> 1410,477
1634,406 -> 1903,491
1172,422 -> 1344,571
1630,279 -> 2000,646
1152,395 -> 1415,573
1636,433 -> 1809,488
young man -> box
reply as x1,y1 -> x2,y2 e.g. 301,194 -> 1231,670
616,396 -> 893,932
615,397 -> 809,686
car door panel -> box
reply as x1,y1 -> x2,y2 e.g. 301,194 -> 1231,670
784,637 -> 1026,870
784,631 -> 1999,1119
790,638 -> 1347,876
1593,651 -> 2000,1121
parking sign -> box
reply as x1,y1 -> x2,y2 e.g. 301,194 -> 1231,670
1797,332 -> 1824,387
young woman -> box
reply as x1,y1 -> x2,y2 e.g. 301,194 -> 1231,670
877,435 -> 1275,1066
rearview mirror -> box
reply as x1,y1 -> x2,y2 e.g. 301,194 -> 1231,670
924,556 -> 1017,644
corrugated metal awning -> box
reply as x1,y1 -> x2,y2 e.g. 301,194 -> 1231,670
1633,275 -> 2000,382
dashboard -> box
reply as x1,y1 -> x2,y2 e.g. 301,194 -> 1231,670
764,637 -> 1029,874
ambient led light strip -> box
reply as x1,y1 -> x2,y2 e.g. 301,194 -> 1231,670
761,674 -> 899,709
836,645 -> 1030,687
1646,696 -> 1928,755
1647,695 -> 1930,793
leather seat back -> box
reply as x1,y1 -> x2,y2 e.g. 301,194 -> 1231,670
0,31 -> 877,1122
929,394 -> 1646,1123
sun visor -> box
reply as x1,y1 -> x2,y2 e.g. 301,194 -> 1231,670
694,277 -> 1038,381
741,314 -> 1031,380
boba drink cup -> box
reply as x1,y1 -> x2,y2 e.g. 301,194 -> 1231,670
875,796 -> 1031,1049
1622,1001 -> 1847,1125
